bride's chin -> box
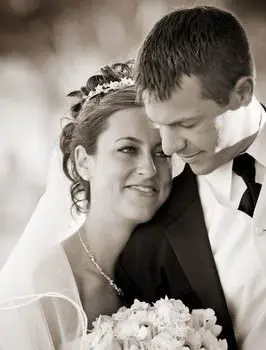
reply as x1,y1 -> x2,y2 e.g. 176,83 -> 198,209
128,208 -> 157,225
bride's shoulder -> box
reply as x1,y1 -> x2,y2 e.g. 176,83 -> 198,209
32,236 -> 80,293
62,233 -> 84,274
62,233 -> 80,258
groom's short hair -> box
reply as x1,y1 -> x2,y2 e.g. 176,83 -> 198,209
136,6 -> 254,106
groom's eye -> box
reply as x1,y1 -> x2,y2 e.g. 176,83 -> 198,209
180,120 -> 197,128
154,148 -> 171,159
179,117 -> 199,128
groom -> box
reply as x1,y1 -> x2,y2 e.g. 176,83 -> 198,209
115,6 -> 266,350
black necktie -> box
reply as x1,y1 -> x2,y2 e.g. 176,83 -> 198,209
233,153 -> 261,217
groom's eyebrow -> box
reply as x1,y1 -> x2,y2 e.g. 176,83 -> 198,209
167,115 -> 201,126
151,114 -> 201,126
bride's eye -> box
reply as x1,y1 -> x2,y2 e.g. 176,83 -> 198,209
118,146 -> 138,155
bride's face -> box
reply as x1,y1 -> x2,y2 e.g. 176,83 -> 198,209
79,107 -> 172,224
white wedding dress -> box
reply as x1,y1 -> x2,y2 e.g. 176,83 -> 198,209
0,145 -> 88,349
0,142 -> 126,349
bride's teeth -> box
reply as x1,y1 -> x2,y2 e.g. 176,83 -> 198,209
130,185 -> 155,193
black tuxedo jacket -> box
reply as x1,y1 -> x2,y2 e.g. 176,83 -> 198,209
115,165 -> 238,349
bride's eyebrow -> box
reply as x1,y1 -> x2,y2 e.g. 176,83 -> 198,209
115,137 -> 143,144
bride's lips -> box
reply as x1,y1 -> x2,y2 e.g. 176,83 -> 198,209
125,184 -> 158,196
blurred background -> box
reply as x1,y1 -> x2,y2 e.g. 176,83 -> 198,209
1,0 -> 266,268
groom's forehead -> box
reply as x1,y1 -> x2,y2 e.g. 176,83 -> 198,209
144,74 -> 203,105
144,95 -> 202,126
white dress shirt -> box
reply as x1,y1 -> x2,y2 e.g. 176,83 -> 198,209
198,98 -> 266,349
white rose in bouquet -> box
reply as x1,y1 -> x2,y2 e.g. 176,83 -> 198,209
84,297 -> 227,349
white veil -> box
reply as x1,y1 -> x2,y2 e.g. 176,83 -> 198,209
0,142 -> 88,349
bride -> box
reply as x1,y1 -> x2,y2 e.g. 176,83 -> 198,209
0,61 -> 172,349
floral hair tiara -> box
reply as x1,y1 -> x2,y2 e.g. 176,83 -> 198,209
67,61 -> 135,119
87,77 -> 135,100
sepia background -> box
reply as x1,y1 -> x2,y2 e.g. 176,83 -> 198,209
1,0 -> 266,268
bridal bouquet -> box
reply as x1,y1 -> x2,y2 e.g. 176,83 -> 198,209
84,297 -> 227,349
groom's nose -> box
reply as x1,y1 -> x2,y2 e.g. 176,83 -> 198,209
159,126 -> 186,156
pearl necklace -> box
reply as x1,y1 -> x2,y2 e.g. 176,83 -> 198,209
78,231 -> 123,296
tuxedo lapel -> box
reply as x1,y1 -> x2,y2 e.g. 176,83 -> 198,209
116,164 -> 237,348
164,165 -> 237,345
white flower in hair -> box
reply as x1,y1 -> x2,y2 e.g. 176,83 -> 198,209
94,85 -> 105,95
87,77 -> 134,100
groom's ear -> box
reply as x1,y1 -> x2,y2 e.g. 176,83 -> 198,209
228,76 -> 254,110
74,145 -> 93,181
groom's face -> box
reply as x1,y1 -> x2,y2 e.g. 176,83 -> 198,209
144,75 -> 235,175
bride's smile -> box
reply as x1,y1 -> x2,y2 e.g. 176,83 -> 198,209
78,107 -> 171,224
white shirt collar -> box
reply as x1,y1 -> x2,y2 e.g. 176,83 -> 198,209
201,96 -> 265,200
246,103 -> 266,167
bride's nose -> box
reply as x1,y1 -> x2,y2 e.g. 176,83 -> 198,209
135,154 -> 157,177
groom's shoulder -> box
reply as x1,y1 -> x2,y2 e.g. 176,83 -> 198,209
132,164 -> 199,236
116,165 -> 199,278
116,165 -> 199,261
171,164 -> 197,193
155,164 -> 198,220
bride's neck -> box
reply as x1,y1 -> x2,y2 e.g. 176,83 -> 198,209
80,210 -> 135,275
